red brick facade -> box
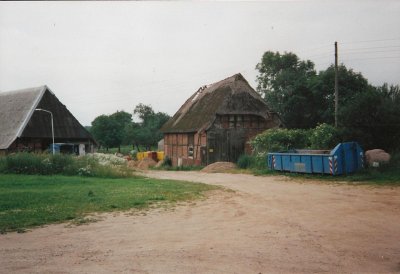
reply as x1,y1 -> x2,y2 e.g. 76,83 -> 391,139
164,131 -> 207,166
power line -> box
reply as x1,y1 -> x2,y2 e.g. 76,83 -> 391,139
341,45 -> 400,51
341,56 -> 400,62
301,48 -> 400,62
341,49 -> 400,55
341,37 -> 400,45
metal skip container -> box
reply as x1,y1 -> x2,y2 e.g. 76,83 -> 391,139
267,142 -> 364,175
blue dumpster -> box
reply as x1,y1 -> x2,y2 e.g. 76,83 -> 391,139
267,142 -> 364,175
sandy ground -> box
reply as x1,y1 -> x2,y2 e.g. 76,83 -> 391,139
1,171 -> 400,273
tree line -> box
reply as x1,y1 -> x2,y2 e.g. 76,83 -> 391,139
90,104 -> 170,152
256,51 -> 400,152
88,51 -> 399,153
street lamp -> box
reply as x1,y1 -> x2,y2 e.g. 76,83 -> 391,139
35,108 -> 55,155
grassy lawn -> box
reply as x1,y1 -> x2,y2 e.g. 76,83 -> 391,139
0,174 -> 217,233
97,145 -> 157,155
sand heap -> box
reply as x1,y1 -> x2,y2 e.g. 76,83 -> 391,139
201,161 -> 237,173
137,158 -> 157,170
127,160 -> 139,169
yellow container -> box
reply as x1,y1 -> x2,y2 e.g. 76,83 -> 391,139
136,152 -> 145,161
157,151 -> 164,161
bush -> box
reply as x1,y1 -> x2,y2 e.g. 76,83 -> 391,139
376,151 -> 400,172
237,154 -> 255,169
309,123 -> 341,149
3,153 -> 50,175
0,157 -> 5,173
237,154 -> 267,170
50,154 -> 74,173
0,153 -> 131,178
250,124 -> 347,155
162,156 -> 172,167
250,128 -> 310,154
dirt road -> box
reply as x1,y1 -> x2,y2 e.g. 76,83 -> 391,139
1,171 -> 400,273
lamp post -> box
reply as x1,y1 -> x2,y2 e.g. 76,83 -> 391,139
35,108 -> 55,155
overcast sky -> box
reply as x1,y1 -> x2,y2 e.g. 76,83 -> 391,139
1,1 -> 399,126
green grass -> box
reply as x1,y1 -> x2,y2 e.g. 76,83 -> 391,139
97,145 -> 157,155
251,167 -> 400,185
0,174 -> 217,233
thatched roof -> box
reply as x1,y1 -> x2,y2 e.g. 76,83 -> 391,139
0,85 -> 95,149
161,73 -> 281,133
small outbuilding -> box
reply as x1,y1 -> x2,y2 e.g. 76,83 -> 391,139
0,85 -> 96,155
161,73 -> 282,166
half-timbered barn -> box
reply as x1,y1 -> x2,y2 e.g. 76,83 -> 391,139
161,73 -> 282,166
0,85 -> 96,155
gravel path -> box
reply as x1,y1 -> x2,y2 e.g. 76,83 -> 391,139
1,171 -> 399,273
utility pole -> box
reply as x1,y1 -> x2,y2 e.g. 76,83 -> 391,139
334,41 -> 338,127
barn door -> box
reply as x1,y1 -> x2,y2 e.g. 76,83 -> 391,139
207,130 -> 245,164
207,130 -> 228,164
200,146 -> 207,166
227,131 -> 245,163
207,131 -> 216,164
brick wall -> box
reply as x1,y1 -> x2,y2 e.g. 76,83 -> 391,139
164,131 -> 207,166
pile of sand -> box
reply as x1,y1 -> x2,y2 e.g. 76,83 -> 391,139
137,158 -> 157,170
201,161 -> 237,173
155,160 -> 164,168
127,160 -> 139,169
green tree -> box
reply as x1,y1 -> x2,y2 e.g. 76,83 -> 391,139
110,111 -> 132,127
91,115 -> 120,151
134,103 -> 155,121
256,51 -> 317,128
255,50 -> 400,152
339,85 -> 400,151
310,64 -> 372,124
122,122 -> 140,148
91,111 -> 132,152
133,104 -> 170,150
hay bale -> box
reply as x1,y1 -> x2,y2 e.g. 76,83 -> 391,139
201,162 -> 237,173
137,158 -> 157,170
365,149 -> 390,166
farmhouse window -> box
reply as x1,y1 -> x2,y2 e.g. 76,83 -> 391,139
188,146 -> 194,158
236,115 -> 242,128
188,133 -> 195,158
229,115 -> 235,128
188,133 -> 194,145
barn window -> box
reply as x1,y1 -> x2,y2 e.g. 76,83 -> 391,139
236,115 -> 242,127
229,115 -> 235,128
188,133 -> 194,146
188,146 -> 194,158
188,133 -> 194,158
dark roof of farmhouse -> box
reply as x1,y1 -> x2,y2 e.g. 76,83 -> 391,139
161,73 -> 279,133
0,85 -> 95,149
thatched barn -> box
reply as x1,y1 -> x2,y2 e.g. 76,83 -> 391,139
0,85 -> 96,155
161,73 -> 282,166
